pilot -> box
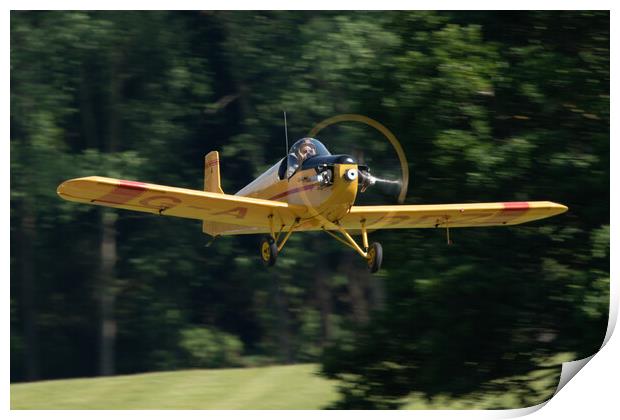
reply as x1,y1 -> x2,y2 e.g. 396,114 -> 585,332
296,138 -> 317,162
286,138 -> 317,179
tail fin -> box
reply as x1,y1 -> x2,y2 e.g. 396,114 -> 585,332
204,151 -> 224,194
203,151 -> 224,237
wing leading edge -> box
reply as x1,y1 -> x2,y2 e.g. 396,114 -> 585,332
339,201 -> 568,230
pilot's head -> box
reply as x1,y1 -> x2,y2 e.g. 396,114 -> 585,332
297,139 -> 317,161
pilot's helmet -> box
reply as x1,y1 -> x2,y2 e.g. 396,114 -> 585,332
296,138 -> 317,161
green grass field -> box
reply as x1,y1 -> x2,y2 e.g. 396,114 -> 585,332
11,361 -> 565,410
11,364 -> 338,409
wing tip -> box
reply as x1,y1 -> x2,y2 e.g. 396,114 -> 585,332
56,179 -> 75,199
56,176 -> 112,202
548,202 -> 568,215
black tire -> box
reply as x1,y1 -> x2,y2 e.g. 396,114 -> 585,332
260,236 -> 278,267
367,242 -> 383,273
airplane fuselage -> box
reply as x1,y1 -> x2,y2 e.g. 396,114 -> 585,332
236,155 -> 359,224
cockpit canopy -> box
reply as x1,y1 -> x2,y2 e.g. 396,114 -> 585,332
288,138 -> 331,159
281,138 -> 331,179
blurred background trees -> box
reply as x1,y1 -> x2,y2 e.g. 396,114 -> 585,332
10,10 -> 609,408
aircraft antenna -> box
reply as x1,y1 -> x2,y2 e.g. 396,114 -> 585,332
283,111 -> 289,155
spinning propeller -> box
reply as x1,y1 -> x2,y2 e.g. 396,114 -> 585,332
358,168 -> 403,199
352,148 -> 406,204
308,114 -> 410,205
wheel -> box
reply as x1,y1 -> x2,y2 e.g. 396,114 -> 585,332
260,236 -> 278,267
367,242 -> 383,273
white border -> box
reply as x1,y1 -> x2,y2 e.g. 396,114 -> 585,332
6,3 -> 615,419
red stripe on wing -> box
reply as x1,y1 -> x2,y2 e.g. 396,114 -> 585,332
96,180 -> 147,204
495,201 -> 530,224
502,202 -> 530,211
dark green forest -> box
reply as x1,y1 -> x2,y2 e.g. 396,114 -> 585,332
10,11 -> 609,408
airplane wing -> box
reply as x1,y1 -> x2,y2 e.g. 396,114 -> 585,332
58,177 -> 567,236
338,201 -> 568,230
57,176 -> 304,236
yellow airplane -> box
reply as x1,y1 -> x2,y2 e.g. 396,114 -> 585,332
57,137 -> 568,272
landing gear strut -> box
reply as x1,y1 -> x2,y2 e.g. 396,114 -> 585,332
259,215 -> 382,272
322,220 -> 383,273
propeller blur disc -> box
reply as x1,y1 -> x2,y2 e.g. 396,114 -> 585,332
308,114 -> 410,204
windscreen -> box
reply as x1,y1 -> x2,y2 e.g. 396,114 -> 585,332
288,138 -> 331,158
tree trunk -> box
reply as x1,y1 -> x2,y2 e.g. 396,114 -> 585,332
97,48 -> 124,376
19,202 -> 38,381
99,209 -> 117,376
368,276 -> 386,311
314,258 -> 332,348
341,253 -> 369,325
273,275 -> 293,363
79,64 -> 98,150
